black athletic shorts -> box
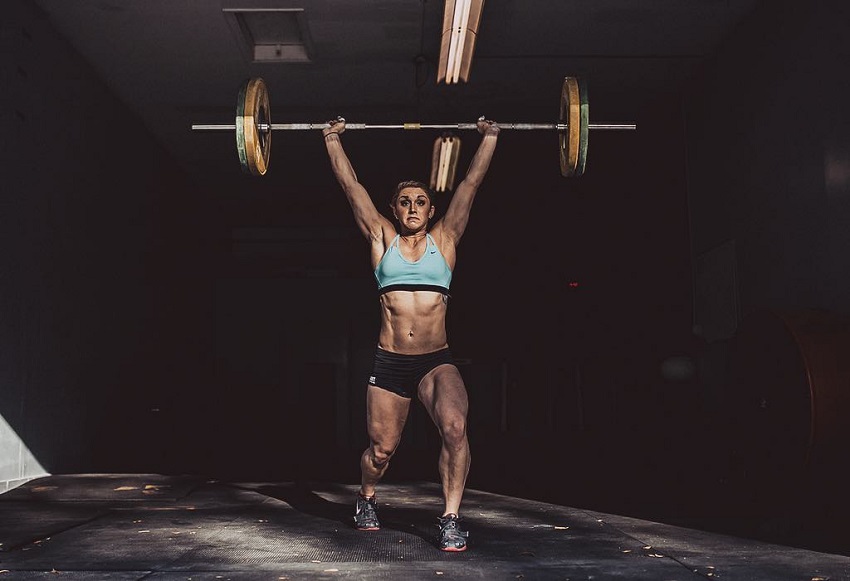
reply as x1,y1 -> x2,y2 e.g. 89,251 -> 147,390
368,347 -> 454,399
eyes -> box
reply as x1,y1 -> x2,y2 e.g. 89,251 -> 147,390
399,198 -> 428,208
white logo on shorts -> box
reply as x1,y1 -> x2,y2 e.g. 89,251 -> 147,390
369,375 -> 376,384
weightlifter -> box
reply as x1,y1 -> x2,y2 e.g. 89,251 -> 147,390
322,116 -> 500,552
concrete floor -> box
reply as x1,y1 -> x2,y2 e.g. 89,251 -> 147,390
0,474 -> 848,580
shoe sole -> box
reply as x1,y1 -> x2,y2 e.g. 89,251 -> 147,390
440,545 -> 467,552
356,526 -> 380,531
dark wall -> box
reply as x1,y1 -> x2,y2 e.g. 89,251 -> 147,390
686,0 -> 850,317
681,0 -> 850,540
1,1 -> 213,477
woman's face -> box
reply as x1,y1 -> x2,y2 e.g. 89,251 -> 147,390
393,187 -> 434,230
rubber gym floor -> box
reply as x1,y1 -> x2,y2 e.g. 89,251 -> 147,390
1,474 -> 848,580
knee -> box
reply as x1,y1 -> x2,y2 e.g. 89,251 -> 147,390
439,416 -> 467,449
368,444 -> 396,467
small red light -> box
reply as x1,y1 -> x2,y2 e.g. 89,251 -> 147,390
568,281 -> 579,288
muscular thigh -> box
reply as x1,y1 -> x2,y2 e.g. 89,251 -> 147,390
417,364 -> 468,423
366,385 -> 411,448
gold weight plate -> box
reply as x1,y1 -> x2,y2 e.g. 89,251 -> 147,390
235,77 -> 271,176
559,77 -> 588,177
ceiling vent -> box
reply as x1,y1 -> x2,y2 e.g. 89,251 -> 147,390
223,5 -> 313,63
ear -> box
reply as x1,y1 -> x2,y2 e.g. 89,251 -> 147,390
429,206 -> 435,218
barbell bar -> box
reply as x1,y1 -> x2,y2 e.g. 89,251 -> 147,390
191,76 -> 636,177
193,122 -> 634,131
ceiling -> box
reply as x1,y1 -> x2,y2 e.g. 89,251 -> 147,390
33,0 -> 761,184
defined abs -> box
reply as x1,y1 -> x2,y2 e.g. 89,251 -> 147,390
378,291 -> 448,354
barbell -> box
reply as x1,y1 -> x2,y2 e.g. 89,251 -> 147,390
191,76 -> 636,177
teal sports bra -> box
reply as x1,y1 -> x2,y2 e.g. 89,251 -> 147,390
374,234 -> 452,295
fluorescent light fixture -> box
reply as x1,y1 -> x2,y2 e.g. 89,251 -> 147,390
430,134 -> 461,192
437,0 -> 484,84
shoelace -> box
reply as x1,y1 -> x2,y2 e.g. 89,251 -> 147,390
356,496 -> 378,521
439,516 -> 469,538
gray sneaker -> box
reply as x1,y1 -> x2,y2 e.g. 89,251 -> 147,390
437,513 -> 468,551
353,494 -> 380,531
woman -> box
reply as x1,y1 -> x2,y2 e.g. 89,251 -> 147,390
322,116 -> 499,552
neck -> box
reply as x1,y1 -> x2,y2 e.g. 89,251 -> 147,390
400,230 -> 427,241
